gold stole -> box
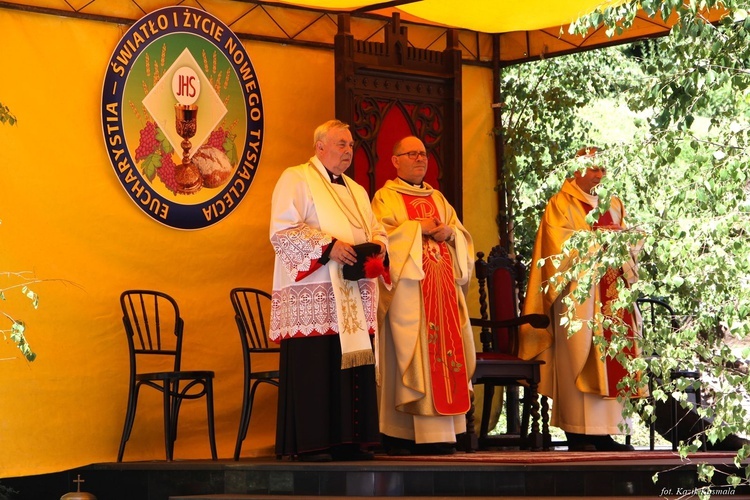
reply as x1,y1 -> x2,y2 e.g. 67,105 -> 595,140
304,161 -> 375,369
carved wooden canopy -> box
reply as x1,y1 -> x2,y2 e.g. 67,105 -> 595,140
334,13 -> 463,215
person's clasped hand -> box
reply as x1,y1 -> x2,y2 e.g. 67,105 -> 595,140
425,218 -> 454,242
374,241 -> 387,258
418,217 -> 438,236
330,240 -> 357,266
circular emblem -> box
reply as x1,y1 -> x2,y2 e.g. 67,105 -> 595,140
101,6 -> 264,229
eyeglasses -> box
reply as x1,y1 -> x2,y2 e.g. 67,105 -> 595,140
395,151 -> 428,160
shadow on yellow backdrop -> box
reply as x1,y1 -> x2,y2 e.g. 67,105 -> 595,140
0,4 -> 497,477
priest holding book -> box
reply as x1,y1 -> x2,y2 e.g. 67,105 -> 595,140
372,135 -> 475,456
269,119 -> 389,462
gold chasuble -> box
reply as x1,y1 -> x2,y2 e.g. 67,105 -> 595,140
518,178 -> 643,434
400,193 -> 470,415
373,178 -> 474,442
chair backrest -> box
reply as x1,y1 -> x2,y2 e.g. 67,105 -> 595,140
475,246 -> 527,356
230,287 -> 274,352
636,296 -> 680,356
120,290 -> 184,373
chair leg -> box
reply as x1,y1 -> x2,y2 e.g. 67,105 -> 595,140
541,395 -> 551,450
163,380 -> 175,461
526,381 -> 542,451
695,388 -> 707,452
236,380 -> 266,460
170,382 -> 183,458
117,384 -> 140,462
478,384 -> 495,449
649,379 -> 656,450
234,372 -> 254,461
206,378 -> 218,460
460,390 -> 478,452
649,417 -> 656,451
519,387 -> 530,449
519,386 -> 543,451
506,386 -> 520,434
670,396 -> 678,452
234,390 -> 251,460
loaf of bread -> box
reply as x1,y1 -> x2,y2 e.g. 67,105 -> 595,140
192,146 -> 233,188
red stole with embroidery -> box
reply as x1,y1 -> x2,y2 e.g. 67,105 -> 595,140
401,193 -> 470,415
586,205 -> 638,398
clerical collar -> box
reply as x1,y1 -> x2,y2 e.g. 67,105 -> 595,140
325,168 -> 345,185
399,177 -> 424,188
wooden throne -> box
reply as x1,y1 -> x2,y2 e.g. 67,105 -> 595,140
334,13 -> 463,212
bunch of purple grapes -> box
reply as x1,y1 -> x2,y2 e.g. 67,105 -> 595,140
135,121 -> 158,160
205,127 -> 228,150
157,153 -> 179,194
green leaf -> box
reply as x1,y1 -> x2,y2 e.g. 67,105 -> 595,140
224,133 -> 238,167
156,127 -> 173,154
140,152 -> 162,181
0,101 -> 18,126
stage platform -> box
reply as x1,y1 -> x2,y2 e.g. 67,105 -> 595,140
3,449 -> 749,500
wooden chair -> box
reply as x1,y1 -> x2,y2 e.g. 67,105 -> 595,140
468,246 -> 551,451
117,290 -> 217,462
230,287 -> 280,460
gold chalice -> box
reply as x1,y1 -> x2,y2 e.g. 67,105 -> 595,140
174,104 -> 203,194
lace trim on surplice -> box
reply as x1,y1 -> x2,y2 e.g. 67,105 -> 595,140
269,280 -> 378,341
271,225 -> 332,281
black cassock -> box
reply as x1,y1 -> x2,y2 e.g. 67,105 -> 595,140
275,334 -> 380,457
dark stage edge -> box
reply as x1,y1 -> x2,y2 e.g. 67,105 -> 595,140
3,453 -> 749,500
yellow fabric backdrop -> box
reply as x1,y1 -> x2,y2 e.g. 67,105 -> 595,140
0,4 -> 496,478
278,0 -> 623,32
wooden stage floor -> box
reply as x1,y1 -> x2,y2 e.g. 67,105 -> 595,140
4,449 -> 749,500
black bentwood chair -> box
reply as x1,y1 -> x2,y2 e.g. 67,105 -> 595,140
633,296 -> 706,451
230,287 -> 280,460
117,290 -> 218,462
